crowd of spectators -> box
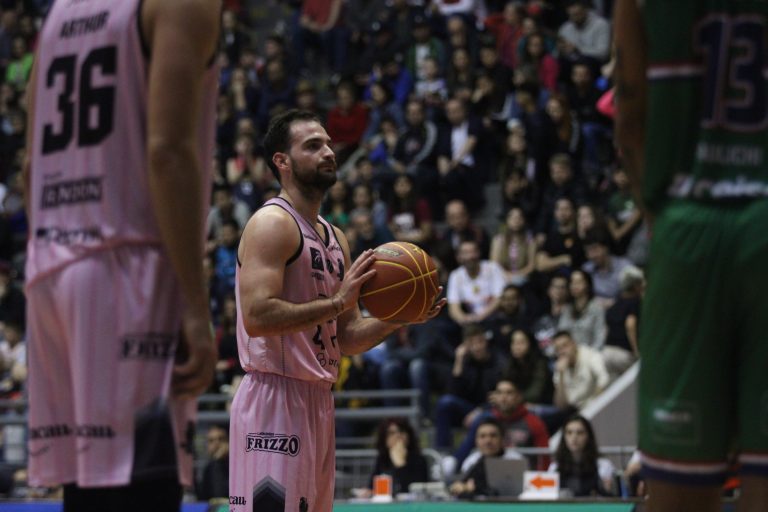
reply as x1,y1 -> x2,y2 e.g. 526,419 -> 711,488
0,0 -> 648,501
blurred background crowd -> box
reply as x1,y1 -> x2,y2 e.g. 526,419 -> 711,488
0,0 -> 650,503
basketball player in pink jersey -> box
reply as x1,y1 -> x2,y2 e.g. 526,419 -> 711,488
23,0 -> 220,510
229,109 -> 446,512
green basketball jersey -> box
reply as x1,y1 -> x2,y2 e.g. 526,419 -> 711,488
643,1 -> 768,212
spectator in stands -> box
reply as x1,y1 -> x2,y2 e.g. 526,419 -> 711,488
549,414 -> 615,496
451,379 -> 550,474
214,295 -> 243,392
221,9 -> 250,64
350,183 -> 389,231
556,0 -> 611,69
256,59 -> 296,131
434,324 -> 503,450
602,265 -> 643,379
406,15 -> 447,82
519,31 -> 559,92
535,153 -> 587,235
435,199 -> 490,270
504,329 -> 553,405
211,220 -> 240,306
437,98 -> 484,212
387,174 -> 433,245
558,269 -> 606,350
563,62 -> 612,178
197,424 -> 229,501
326,82 -> 369,166
532,274 -> 569,359
0,262 -> 24,329
485,285 -> 533,357
445,15 -> 479,64
576,203 -> 607,242
4,36 -> 32,92
535,197 -> 585,276
484,2 -> 526,70
362,81 -> 405,148
293,0 -> 348,75
347,208 -> 394,260
604,165 -> 643,255
294,79 -> 327,120
354,418 -> 430,497
414,57 -> 449,117
542,94 -> 582,168
449,417 -> 521,499
500,168 -> 538,225
206,185 -> 251,245
582,227 -> 632,304
391,99 -> 439,212
446,47 -> 476,103
0,320 -> 25,399
322,180 -> 353,230
476,43 -> 512,104
490,206 -> 536,286
447,239 -> 507,326
225,132 -> 266,188
552,331 -> 609,416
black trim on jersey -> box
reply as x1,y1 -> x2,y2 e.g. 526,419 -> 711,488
272,196 -> 331,246
325,218 -> 343,249
236,253 -> 242,268
136,0 -> 151,60
258,202 -> 304,266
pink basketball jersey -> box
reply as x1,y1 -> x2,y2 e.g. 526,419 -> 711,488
26,0 -> 218,284
235,197 -> 345,383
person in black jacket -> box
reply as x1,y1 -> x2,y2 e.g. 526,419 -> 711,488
354,418 -> 430,497
197,424 -> 229,501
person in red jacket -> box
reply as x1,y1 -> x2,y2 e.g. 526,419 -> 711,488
326,81 -> 369,165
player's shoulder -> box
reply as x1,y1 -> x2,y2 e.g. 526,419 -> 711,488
239,203 -> 301,262
142,0 -> 220,37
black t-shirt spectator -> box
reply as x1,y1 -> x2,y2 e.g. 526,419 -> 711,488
605,296 -> 640,352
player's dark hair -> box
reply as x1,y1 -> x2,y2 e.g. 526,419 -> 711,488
262,109 -> 321,183
462,323 -> 486,340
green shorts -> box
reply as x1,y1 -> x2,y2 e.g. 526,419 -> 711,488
639,200 -> 768,484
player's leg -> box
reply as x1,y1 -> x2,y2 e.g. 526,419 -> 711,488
26,273 -> 76,488
59,247 -> 187,504
733,200 -> 768,512
638,202 -> 735,512
230,372 -> 329,512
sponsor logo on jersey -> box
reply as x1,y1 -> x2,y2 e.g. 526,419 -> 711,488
245,432 -> 300,456
29,423 -> 115,439
229,496 -> 246,505
76,424 -> 116,438
120,332 -> 175,360
41,177 -> 103,209
29,424 -> 72,440
35,226 -> 103,245
310,247 -> 324,270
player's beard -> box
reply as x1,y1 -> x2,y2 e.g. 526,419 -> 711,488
292,160 -> 337,200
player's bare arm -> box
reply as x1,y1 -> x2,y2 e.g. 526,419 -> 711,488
335,226 -> 446,355
22,56 -> 38,221
144,0 -> 221,397
613,0 -> 648,209
238,207 -> 376,336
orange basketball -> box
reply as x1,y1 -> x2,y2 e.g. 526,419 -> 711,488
359,242 -> 440,323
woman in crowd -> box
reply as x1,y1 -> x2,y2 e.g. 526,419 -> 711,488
549,415 -> 615,496
354,418 -> 430,497
490,206 -> 536,286
558,269 -> 606,350
504,329 -> 553,404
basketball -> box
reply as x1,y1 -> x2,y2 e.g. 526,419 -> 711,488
359,242 -> 440,323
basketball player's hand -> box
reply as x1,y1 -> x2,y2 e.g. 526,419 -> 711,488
407,287 -> 446,324
173,312 -> 217,399
335,249 -> 377,312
